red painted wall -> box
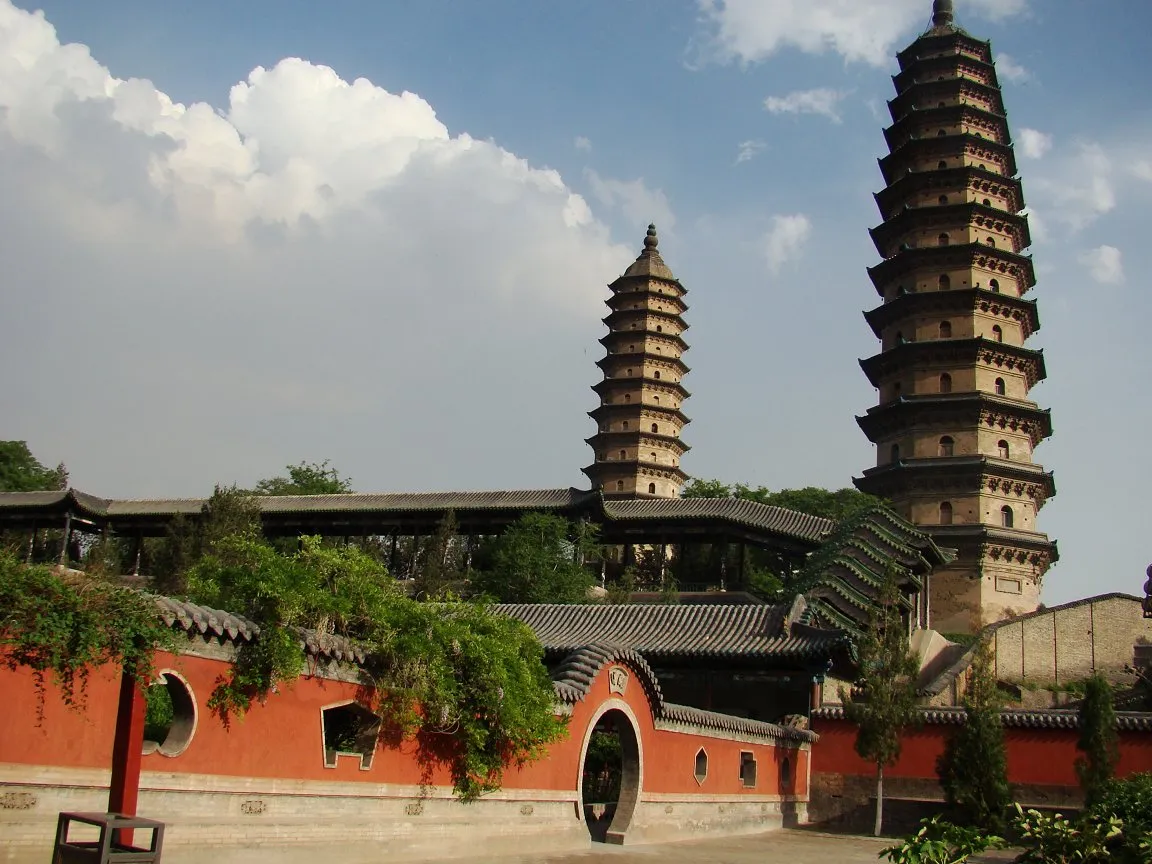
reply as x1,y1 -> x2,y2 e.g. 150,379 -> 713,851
0,650 -> 806,799
811,717 -> 1152,788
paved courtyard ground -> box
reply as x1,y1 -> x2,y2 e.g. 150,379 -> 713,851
471,829 -> 893,864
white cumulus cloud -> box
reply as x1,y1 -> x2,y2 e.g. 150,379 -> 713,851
1018,128 -> 1052,160
0,0 -> 633,495
735,139 -> 767,164
585,170 -> 676,233
1079,245 -> 1125,285
574,135 -> 592,152
764,214 -> 812,274
1133,160 -> 1152,182
1031,143 -> 1116,232
996,53 -> 1031,83
764,88 -> 848,123
696,0 -> 1027,67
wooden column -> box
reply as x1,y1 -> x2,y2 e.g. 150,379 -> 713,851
107,669 -> 146,842
718,541 -> 728,591
58,513 -> 73,566
132,535 -> 143,577
26,526 -> 36,564
389,534 -> 399,573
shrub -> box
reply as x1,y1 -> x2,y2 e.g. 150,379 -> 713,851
880,816 -> 1004,864
1012,803 -> 1121,864
1091,773 -> 1152,863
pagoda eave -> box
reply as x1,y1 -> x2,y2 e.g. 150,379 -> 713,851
855,457 -> 1057,502
590,378 -> 691,400
859,338 -> 1046,388
863,287 -> 1041,337
595,353 -> 690,375
879,135 -> 1017,186
855,394 -> 1053,446
896,31 -> 992,70
867,243 -> 1037,292
874,166 -> 1025,219
869,202 -> 1031,258
588,404 -> 691,427
599,332 -> 689,353
883,105 -> 1009,151
584,432 -> 691,455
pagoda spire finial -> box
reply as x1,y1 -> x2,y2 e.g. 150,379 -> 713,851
644,223 -> 659,251
932,0 -> 954,27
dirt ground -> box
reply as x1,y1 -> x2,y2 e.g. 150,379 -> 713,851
470,829 -> 894,864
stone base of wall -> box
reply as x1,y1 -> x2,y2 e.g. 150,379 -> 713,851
625,795 -> 803,845
808,772 -> 1084,836
0,766 -> 803,862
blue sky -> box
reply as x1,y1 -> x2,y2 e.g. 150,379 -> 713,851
1,1 -> 1150,605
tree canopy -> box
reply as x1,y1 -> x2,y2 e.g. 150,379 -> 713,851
841,567 -> 921,837
469,513 -> 599,604
251,460 -> 353,496
680,479 -> 886,522
0,441 -> 68,492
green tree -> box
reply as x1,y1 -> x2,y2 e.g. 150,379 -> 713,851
841,567 -> 921,837
470,513 -> 598,604
937,639 -> 1012,830
1076,674 -> 1119,808
187,533 -> 565,800
681,478 -> 886,522
0,441 -> 67,492
252,460 -> 353,496
412,511 -> 466,600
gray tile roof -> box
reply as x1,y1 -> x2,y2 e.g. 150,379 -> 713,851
813,705 -> 1152,732
497,602 -> 849,661
552,644 -> 815,743
602,497 -> 835,543
153,596 -> 366,664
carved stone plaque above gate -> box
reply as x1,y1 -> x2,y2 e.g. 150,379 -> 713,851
608,666 -> 628,695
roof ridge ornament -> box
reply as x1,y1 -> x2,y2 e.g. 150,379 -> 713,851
643,223 -> 659,252
932,0 -> 954,28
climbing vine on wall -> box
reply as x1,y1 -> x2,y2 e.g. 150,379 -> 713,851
0,551 -> 174,715
187,535 -> 567,801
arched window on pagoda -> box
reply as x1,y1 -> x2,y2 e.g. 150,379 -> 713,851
939,502 -> 954,525
985,237 -> 996,247
992,325 -> 1003,343
983,198 -> 991,206
650,452 -> 657,462
938,160 -> 948,169
940,373 -> 953,394
656,325 -> 663,333
624,394 -> 632,403
653,395 -> 660,405
938,233 -> 950,246
994,377 -> 1006,396
648,482 -> 657,495
1001,506 -> 1015,528
939,274 -> 951,290
619,449 -> 627,461
998,440 -> 1010,459
990,278 -> 1000,292
939,321 -> 952,339
651,423 -> 659,434
938,129 -> 947,136
622,420 -> 629,430
616,480 -> 625,492
890,443 -> 901,463
938,195 -> 948,205
938,436 -> 955,457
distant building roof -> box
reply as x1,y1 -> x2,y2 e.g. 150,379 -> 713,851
497,599 -> 850,663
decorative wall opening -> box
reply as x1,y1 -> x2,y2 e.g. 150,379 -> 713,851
994,378 -> 1006,396
938,436 -> 955,457
992,325 -> 1003,343
322,701 -> 380,770
1001,506 -> 1015,529
939,373 -> 953,394
939,274 -> 951,290
779,754 -> 792,789
322,705 -> 380,769
998,440 -> 1010,459
581,708 -> 641,844
694,747 -> 709,785
142,670 -> 196,758
940,502 -> 954,525
647,483 -> 656,495
939,320 -> 952,338
739,752 -> 758,788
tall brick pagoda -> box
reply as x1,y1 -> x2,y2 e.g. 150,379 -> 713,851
854,0 -> 1057,633
584,224 -> 690,498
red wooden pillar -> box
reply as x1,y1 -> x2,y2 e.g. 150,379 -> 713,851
107,669 -> 145,845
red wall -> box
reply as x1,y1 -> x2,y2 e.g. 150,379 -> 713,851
0,650 -> 806,799
811,717 -> 1152,788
